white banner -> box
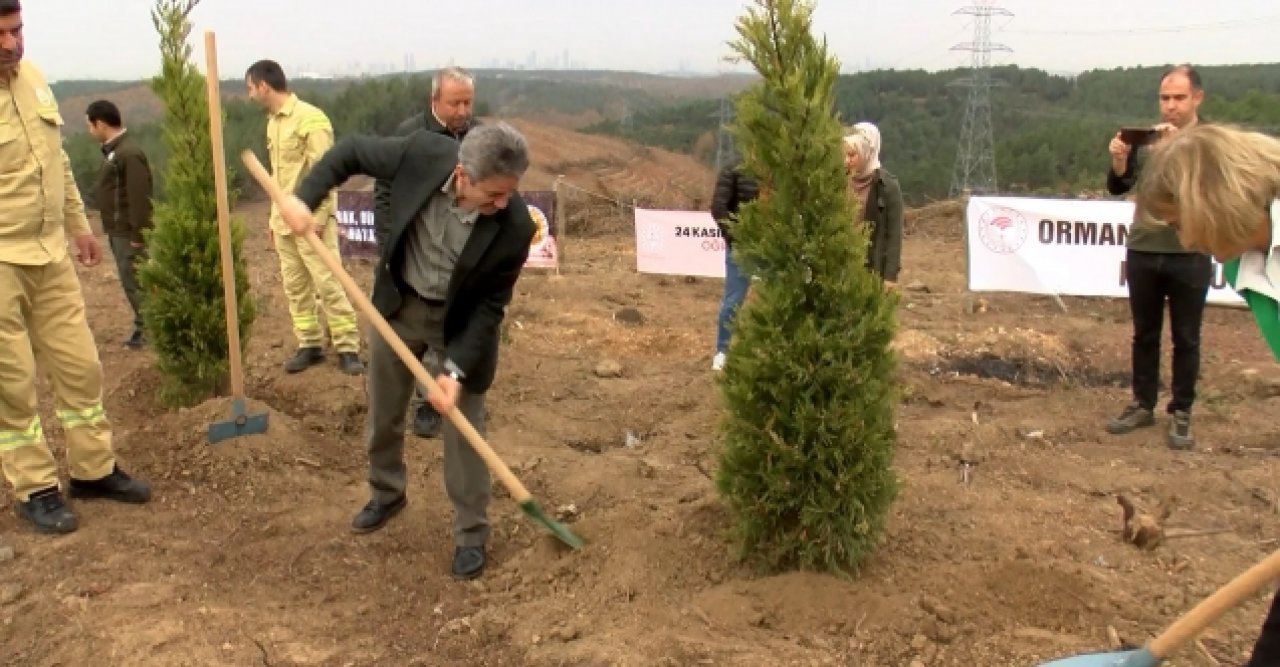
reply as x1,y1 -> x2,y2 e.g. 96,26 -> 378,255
634,208 -> 726,278
966,196 -> 1243,305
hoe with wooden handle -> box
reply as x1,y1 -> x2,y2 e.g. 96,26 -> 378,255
1039,548 -> 1280,666
239,149 -> 583,550
203,30 -> 268,445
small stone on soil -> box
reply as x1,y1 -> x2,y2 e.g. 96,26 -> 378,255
613,307 -> 646,326
594,360 -> 624,378
0,583 -> 22,605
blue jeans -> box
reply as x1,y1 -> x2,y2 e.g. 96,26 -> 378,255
716,248 -> 750,353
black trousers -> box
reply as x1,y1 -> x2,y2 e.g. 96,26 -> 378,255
1124,250 -> 1212,414
1247,590 -> 1280,666
108,235 -> 145,331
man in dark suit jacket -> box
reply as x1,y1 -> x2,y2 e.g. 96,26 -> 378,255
373,66 -> 479,440
282,123 -> 535,580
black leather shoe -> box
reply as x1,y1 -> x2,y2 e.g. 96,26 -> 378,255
68,465 -> 152,504
336,352 -> 364,376
412,404 -> 442,438
452,546 -> 486,580
351,495 -> 406,533
283,347 -> 324,374
17,487 -> 78,534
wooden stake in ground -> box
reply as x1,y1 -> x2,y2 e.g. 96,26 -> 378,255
203,29 -> 268,445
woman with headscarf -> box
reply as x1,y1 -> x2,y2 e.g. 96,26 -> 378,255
1135,122 -> 1280,667
843,122 -> 904,288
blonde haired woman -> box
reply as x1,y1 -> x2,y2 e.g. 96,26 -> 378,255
842,122 -> 904,287
1136,123 -> 1280,667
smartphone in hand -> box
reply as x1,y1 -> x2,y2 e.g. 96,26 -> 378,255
1119,127 -> 1159,147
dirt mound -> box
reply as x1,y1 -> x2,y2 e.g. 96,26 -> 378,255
907,199 -> 966,240
895,325 -> 1128,390
893,329 -> 944,362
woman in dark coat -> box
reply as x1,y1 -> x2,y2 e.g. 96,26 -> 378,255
843,122 -> 904,288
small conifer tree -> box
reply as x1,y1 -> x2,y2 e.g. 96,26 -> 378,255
715,0 -> 899,574
138,0 -> 256,405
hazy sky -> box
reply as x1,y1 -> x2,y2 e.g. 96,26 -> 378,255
19,1 -> 1280,81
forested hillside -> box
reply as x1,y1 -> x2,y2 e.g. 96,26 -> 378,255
586,63 -> 1280,204
57,63 -> 1280,208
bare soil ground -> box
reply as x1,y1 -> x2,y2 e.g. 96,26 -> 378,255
2,199 -> 1279,666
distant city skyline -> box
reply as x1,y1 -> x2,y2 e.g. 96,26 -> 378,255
19,1 -> 1280,81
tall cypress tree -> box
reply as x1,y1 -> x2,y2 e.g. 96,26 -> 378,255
715,0 -> 899,574
138,0 -> 256,406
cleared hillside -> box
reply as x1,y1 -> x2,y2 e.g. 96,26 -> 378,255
309,118 -> 712,208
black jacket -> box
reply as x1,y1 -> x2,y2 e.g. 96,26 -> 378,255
1106,143 -> 1148,196
1106,125 -> 1202,254
862,168 -> 904,282
709,163 -> 760,247
372,111 -> 477,247
295,131 -> 534,393
94,131 -> 153,243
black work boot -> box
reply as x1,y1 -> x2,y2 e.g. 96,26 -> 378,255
412,403 -> 442,438
123,329 -> 144,350
17,487 -> 78,534
1167,410 -> 1195,450
68,465 -> 152,504
1105,402 -> 1155,435
336,352 -> 364,376
283,347 -> 324,374
351,495 -> 407,534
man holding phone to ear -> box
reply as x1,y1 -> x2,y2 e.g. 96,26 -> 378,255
1103,64 -> 1212,450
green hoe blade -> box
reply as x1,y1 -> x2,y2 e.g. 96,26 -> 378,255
519,499 -> 584,549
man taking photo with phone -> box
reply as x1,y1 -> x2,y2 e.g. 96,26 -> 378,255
1104,64 -> 1212,450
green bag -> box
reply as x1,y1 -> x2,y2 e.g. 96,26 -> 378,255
1224,257 -> 1280,361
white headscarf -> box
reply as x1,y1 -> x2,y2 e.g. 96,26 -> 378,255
842,122 -> 882,177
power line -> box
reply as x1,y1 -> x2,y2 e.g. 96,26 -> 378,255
1007,13 -> 1280,36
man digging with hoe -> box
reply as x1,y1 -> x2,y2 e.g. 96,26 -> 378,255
273,122 -> 536,579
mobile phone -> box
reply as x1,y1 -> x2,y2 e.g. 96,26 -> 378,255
1119,127 -> 1159,147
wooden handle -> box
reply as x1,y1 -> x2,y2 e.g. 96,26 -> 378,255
1149,548 -> 1280,657
203,31 -> 246,399
238,150 -> 533,503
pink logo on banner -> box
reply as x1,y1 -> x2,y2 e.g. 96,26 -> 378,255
633,208 -> 726,278
977,205 -> 1029,254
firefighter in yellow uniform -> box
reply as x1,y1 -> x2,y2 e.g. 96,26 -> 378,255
0,1 -> 151,535
246,59 -> 364,375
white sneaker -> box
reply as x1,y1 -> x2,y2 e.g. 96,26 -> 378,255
711,352 -> 726,371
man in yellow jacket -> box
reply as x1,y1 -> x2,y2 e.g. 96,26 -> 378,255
0,0 -> 151,534
246,60 -> 363,375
